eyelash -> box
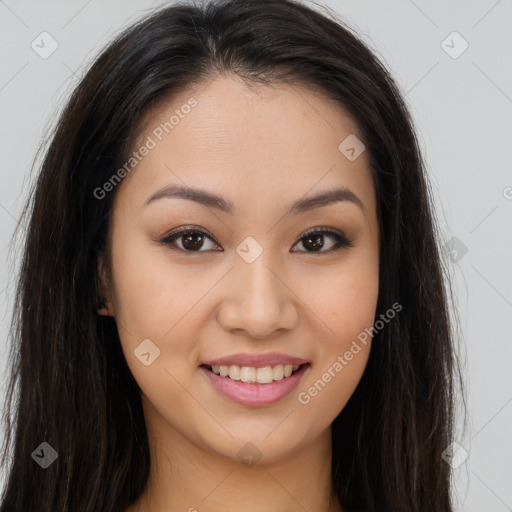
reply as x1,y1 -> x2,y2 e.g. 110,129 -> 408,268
158,225 -> 354,254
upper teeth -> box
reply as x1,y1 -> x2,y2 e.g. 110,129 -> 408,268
210,364 -> 300,383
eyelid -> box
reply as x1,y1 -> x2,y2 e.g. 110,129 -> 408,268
298,225 -> 348,241
161,225 -> 214,240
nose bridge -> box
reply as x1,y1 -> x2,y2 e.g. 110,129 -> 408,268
238,248 -> 279,300
217,237 -> 298,337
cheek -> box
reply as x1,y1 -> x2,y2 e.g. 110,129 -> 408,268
296,253 -> 379,340
109,228 -> 201,333
296,346 -> 370,427
107,231 -> 204,382
293,255 -> 378,416
108,233 -> 246,412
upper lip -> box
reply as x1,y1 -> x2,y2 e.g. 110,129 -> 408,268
201,352 -> 310,368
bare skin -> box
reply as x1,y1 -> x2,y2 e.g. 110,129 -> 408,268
98,73 -> 379,512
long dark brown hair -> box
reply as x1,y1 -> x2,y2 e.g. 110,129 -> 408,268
0,0 -> 465,510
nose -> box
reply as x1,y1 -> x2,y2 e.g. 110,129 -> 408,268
216,250 -> 299,339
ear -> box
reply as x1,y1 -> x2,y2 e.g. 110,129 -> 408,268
96,254 -> 115,317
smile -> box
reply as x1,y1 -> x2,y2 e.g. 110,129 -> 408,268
204,363 -> 305,384
200,362 -> 311,407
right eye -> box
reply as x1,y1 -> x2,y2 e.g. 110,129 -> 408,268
159,227 -> 222,253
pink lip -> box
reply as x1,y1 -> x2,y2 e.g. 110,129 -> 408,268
201,352 -> 310,368
200,363 -> 310,407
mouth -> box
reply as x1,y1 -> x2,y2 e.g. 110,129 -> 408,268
199,353 -> 311,407
201,362 -> 310,385
199,361 -> 311,407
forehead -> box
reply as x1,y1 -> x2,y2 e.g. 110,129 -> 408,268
115,74 -> 375,216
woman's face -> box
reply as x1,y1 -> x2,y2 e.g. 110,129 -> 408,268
99,74 -> 379,465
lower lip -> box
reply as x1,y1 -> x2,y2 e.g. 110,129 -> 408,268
200,364 -> 310,407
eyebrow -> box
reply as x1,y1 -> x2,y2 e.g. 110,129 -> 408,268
144,184 -> 365,216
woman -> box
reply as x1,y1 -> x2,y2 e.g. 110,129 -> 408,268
0,0 -> 464,510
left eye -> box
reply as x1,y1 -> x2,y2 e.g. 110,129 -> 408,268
292,228 -> 353,253
159,227 -> 352,253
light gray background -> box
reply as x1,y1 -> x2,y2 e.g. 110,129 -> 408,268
0,1 -> 511,510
